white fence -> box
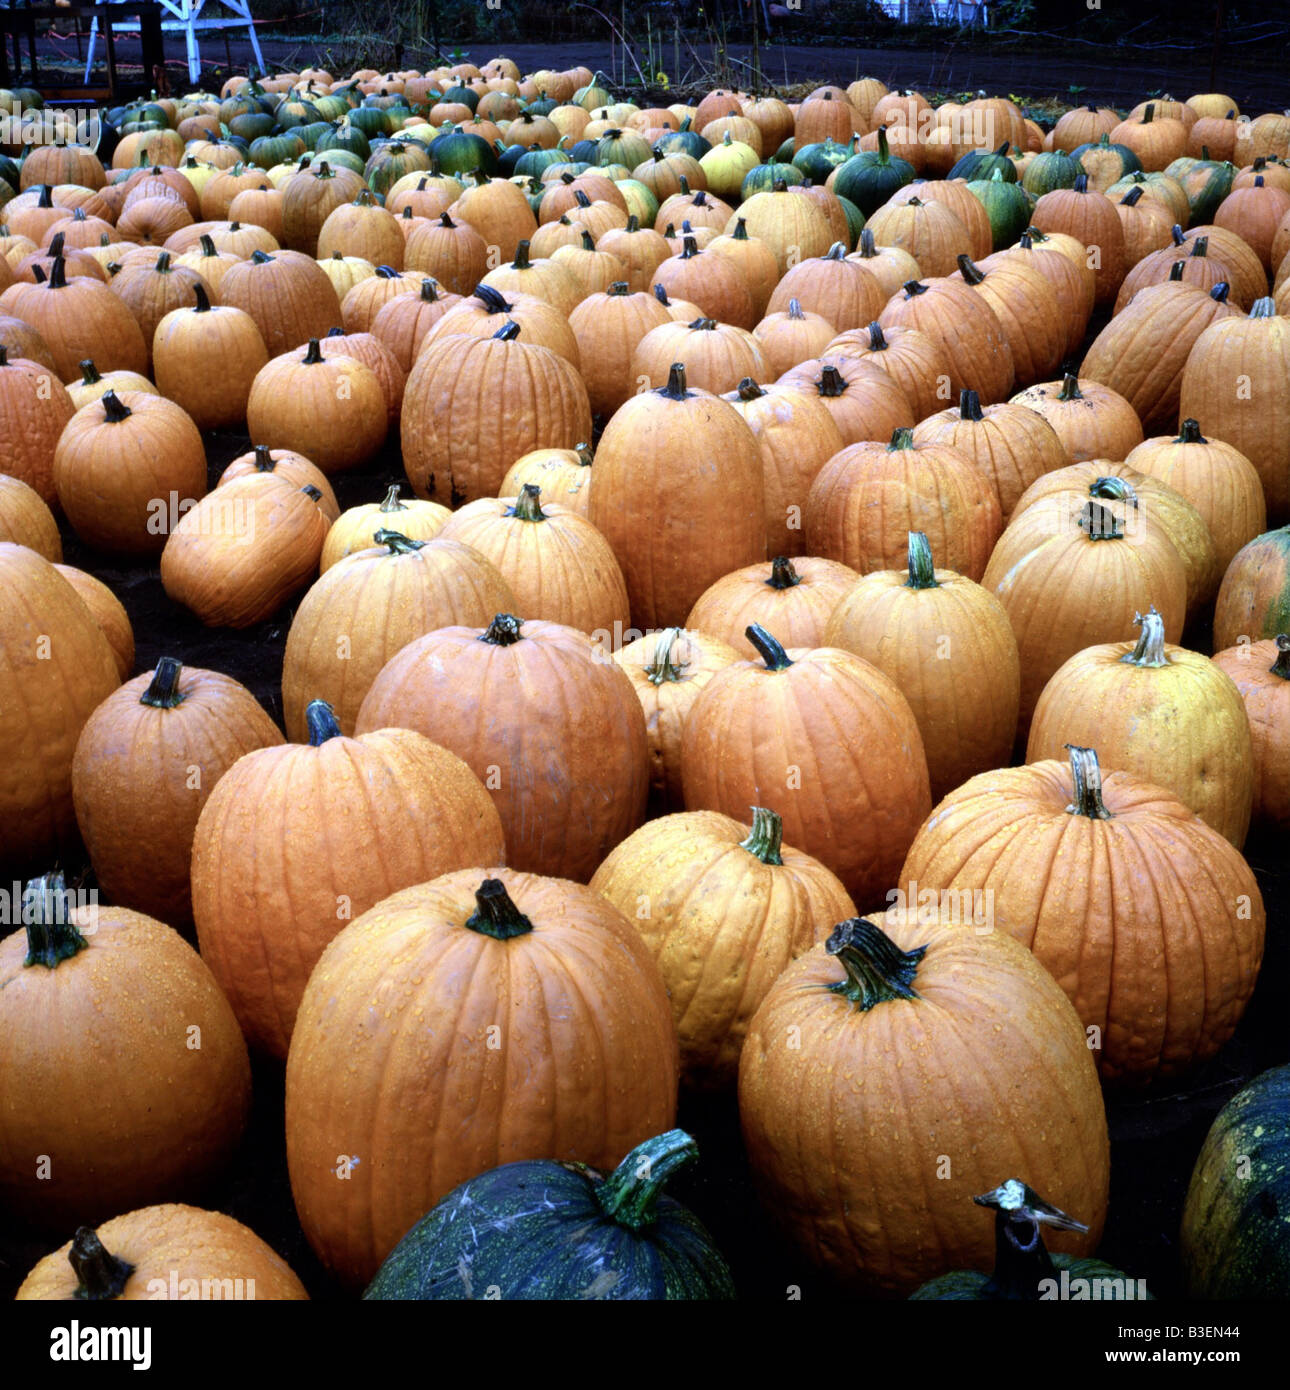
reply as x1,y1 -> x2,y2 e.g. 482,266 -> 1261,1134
874,2 -> 990,23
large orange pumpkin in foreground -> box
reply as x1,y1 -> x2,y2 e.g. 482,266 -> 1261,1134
285,869 -> 678,1286
738,910 -> 1110,1296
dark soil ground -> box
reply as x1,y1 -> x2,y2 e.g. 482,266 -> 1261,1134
8,30 -> 1285,111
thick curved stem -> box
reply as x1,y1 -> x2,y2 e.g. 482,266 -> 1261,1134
140,656 -> 186,709
306,699 -> 343,745
1065,745 -> 1112,819
905,531 -> 938,589
739,806 -> 784,866
22,873 -> 89,969
746,622 -> 792,671
826,917 -> 925,1010
69,1228 -> 135,1301
596,1130 -> 698,1232
1120,608 -> 1168,668
464,878 -> 533,940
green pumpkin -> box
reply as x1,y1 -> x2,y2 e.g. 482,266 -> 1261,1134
247,132 -> 304,170
791,135 -> 856,185
741,160 -> 803,199
1174,156 -> 1237,226
275,99 -> 322,130
440,84 -> 479,114
832,128 -> 915,217
655,125 -> 711,162
1181,1066 -> 1290,1298
912,1180 -> 1151,1301
1215,524 -> 1290,657
364,140 -> 430,197
429,128 -> 498,178
363,1131 -> 735,1300
1021,148 -> 1080,196
513,144 -> 566,178
596,127 -> 652,170
227,110 -> 276,143
835,194 -> 865,249
1071,132 -> 1142,184
315,124 -> 371,161
524,96 -> 559,118
616,178 -> 659,227
967,168 -> 1034,250
312,94 -> 352,123
347,106 -> 395,139
948,140 -> 1018,183
294,121 -> 333,151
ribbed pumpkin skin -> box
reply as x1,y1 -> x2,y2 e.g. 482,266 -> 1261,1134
591,810 -> 855,1088
436,494 -> 630,636
160,474 -> 331,629
54,391 -> 208,555
0,352 -> 77,504
402,331 -> 592,507
285,869 -> 679,1287
912,1253 -> 1145,1301
1181,1064 -> 1290,1299
686,556 -> 857,659
0,904 -> 251,1227
681,643 -> 931,910
1126,427 -> 1266,575
217,447 -> 340,520
356,618 -> 648,881
364,1146 -> 734,1300
1027,637 -> 1254,848
217,249 -> 343,358
982,498 -> 1187,735
1179,307 -> 1290,522
72,664 -> 285,925
878,278 -> 1014,404
55,565 -> 133,680
899,758 -> 1265,1086
1081,282 -> 1239,437
1213,526 -> 1290,651
282,537 -> 516,739
568,286 -> 671,416
825,560 -> 1020,802
0,545 -> 121,870
825,323 -> 953,423
1009,377 -> 1144,464
320,489 -> 450,570
588,376 -> 766,628
912,398 -> 1070,521
0,273 -> 149,382
613,628 -> 741,815
1031,182 -> 1126,304
15,1204 -> 309,1301
738,917 -> 1109,1296
192,726 -> 505,1059
805,434 -> 1002,581
1212,638 -> 1290,830
778,355 -> 915,449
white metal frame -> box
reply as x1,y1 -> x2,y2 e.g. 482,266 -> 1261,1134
83,0 -> 267,87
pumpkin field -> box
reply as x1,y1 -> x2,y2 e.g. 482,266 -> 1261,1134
1,56 -> 1290,1321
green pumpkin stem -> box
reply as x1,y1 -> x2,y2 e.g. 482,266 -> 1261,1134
100,390 -> 131,423
1175,418 -> 1206,445
305,699 -> 343,745
596,1129 -> 699,1232
766,556 -> 800,590
905,531 -> 938,589
69,1228 -> 135,1301
1066,745 -> 1112,819
373,528 -> 425,554
746,622 -> 792,671
303,338 -> 324,364
78,360 -> 102,384
1121,608 -> 1167,668
974,1180 -> 1087,1301
22,873 -> 88,969
644,627 -> 687,684
739,806 -> 784,866
140,656 -> 186,709
508,484 -> 545,521
480,613 -> 524,646
660,361 -> 691,400
378,483 -> 407,512
1270,634 -> 1290,681
465,877 -> 533,940
888,426 -> 915,451
826,916 -> 924,1010
1057,373 -> 1083,401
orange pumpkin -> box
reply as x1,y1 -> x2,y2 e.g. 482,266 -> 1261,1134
193,702 -> 506,1058
152,283 -> 270,430
0,345 -> 77,504
1212,635 -> 1290,832
1009,373 -> 1144,464
687,555 -> 856,659
285,870 -> 678,1285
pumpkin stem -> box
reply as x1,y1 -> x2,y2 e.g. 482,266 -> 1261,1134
511,239 -> 532,269
47,256 -> 67,289
1066,745 -> 1112,820
1089,475 -> 1137,508
68,1228 -> 135,1301
659,361 -> 691,400
1210,283 -> 1230,303
373,528 -> 426,555
78,360 -> 102,385
958,388 -> 984,422
1057,373 -> 1083,401
492,319 -> 522,342
786,298 -> 806,321
956,253 -> 986,285
826,917 -> 924,1011
595,1130 -> 699,1233
739,806 -> 784,866
765,556 -> 800,591
480,613 -> 524,646
736,377 -> 766,401
508,484 -> 546,522
303,338 -> 324,364
305,699 -> 343,745
140,656 -> 186,709
817,365 -> 846,398
1175,418 -> 1206,445
1251,297 -> 1277,319
887,426 -> 915,451
745,623 -> 792,672
902,279 -> 927,297
465,877 -> 534,940
22,872 -> 89,969
973,1180 -> 1088,1301
474,284 -> 513,314
418,278 -> 440,302
100,390 -> 132,423
1121,608 -> 1168,668
680,233 -> 700,259
1270,635 -> 1290,681
905,531 -> 939,589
